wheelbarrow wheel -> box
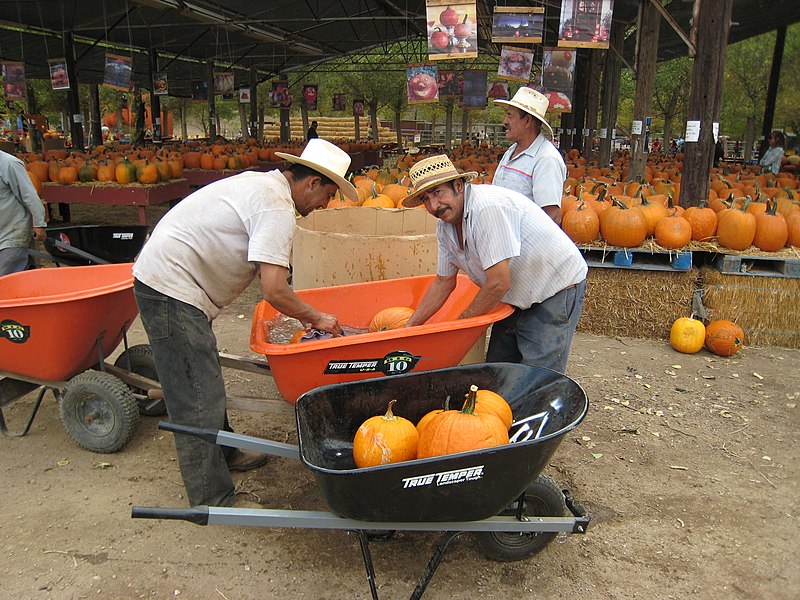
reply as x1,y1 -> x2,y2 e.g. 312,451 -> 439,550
60,370 -> 141,453
114,344 -> 165,416
472,474 -> 565,562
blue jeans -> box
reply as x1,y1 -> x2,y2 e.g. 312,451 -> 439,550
486,279 -> 586,374
133,279 -> 236,507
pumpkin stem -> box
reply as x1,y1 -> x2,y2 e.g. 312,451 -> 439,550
383,399 -> 398,420
595,186 -> 607,203
443,395 -> 451,411
462,385 -> 478,415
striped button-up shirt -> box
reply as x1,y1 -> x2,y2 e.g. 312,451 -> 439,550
492,134 -> 566,210
436,184 -> 587,308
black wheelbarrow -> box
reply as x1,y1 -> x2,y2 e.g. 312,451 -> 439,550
34,224 -> 150,266
132,363 -> 591,599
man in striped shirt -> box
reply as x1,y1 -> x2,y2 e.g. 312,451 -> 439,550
492,87 -> 566,225
404,155 -> 587,374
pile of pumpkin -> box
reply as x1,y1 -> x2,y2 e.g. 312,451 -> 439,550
289,306 -> 415,343
353,385 -> 513,468
560,173 -> 800,251
670,317 -> 744,357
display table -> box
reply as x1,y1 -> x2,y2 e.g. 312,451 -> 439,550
183,168 -> 258,189
42,179 -> 190,225
256,160 -> 290,172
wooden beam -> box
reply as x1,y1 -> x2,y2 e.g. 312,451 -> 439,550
759,26 -> 786,157
628,0 -> 660,182
648,0 -> 696,57
598,19 -> 624,168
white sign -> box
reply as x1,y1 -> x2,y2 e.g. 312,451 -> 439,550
599,128 -> 607,139
631,120 -> 643,135
685,120 -> 701,142
713,121 -> 720,142
414,133 -> 421,143
612,128 -> 617,139
239,87 -> 251,103
72,114 -> 84,123
583,128 -> 590,136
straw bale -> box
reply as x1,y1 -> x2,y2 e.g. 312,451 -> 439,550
700,267 -> 800,349
578,268 -> 700,340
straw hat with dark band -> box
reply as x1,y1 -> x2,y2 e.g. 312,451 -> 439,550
494,87 -> 554,138
275,139 -> 358,200
401,155 -> 477,208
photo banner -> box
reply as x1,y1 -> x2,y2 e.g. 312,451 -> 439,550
269,81 -> 292,108
302,85 -> 318,110
498,47 -> 534,82
103,53 -> 133,91
462,70 -> 487,109
214,72 -> 234,96
491,7 -> 544,44
426,0 -> 478,61
332,93 -> 346,112
153,72 -> 168,95
49,59 -> 70,90
541,48 -> 575,113
487,81 -> 510,100
353,99 -> 365,117
437,71 -> 463,98
191,80 -> 208,102
2,62 -> 27,100
558,0 -> 614,48
239,87 -> 251,104
407,64 -> 439,104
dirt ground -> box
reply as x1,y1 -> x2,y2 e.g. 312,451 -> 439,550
1,203 -> 798,599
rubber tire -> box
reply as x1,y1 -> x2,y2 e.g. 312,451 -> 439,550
472,474 -> 566,562
114,344 -> 165,416
60,370 -> 141,453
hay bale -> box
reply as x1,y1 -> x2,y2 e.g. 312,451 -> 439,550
578,268 -> 699,340
700,267 -> 800,349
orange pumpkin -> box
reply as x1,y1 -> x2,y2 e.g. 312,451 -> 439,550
683,204 -> 718,241
137,160 -> 159,185
599,198 -> 648,247
352,400 -> 419,468
115,157 -> 137,184
472,389 -> 513,430
634,195 -> 670,237
752,199 -> 788,252
654,212 -> 692,249
705,320 -> 744,357
417,385 -> 509,459
716,200 -> 757,251
199,153 -> 215,170
669,316 -> 706,354
57,166 -> 79,185
561,202 -> 599,244
368,306 -> 414,332
27,170 -> 43,197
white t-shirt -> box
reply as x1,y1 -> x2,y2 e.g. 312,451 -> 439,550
133,170 -> 296,320
437,183 -> 587,308
492,133 -> 566,210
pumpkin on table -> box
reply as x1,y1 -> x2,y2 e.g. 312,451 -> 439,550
352,400 -> 419,468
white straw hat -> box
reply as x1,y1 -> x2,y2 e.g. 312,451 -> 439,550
494,87 -> 554,137
402,155 -> 477,208
275,139 -> 358,200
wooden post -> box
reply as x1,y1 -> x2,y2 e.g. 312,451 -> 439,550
461,109 -> 470,145
149,49 -> 162,143
758,26 -> 786,158
63,31 -> 84,150
679,0 -> 733,208
207,60 -> 217,139
584,49 -> 603,164
26,83 -> 41,152
628,0 -> 660,183
559,113 -> 573,152
598,18 -> 623,168
89,84 -> 103,147
249,66 -> 259,139
571,50 -> 588,156
444,99 -> 454,151
301,105 -> 309,141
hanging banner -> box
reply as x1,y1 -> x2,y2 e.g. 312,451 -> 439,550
353,99 -> 365,117
426,0 -> 478,61
103,53 -> 133,91
407,64 -> 439,104
191,80 -> 208,102
239,87 -> 251,103
269,81 -> 292,108
153,71 -> 168,95
437,71 -> 463,98
49,59 -> 70,90
558,0 -> 614,48
541,48 -> 575,113
332,94 -> 347,112
302,85 -> 318,110
462,70 -> 487,109
498,47 -> 534,82
213,72 -> 234,96
487,81 -> 510,100
491,7 -> 544,44
2,62 -> 27,100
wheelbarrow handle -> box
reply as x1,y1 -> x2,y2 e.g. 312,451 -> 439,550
47,237 -> 112,264
158,421 -> 218,444
132,506 -> 209,525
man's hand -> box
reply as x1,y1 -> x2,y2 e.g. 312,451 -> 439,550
32,227 -> 46,242
307,312 -> 343,336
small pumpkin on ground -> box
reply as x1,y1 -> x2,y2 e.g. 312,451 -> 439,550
669,316 -> 706,354
368,306 -> 414,332
352,400 -> 419,468
705,320 -> 745,357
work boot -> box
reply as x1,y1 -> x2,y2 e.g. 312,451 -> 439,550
226,449 -> 269,472
231,495 -> 262,509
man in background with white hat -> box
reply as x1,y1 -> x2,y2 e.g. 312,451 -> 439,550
493,87 -> 566,225
403,155 -> 586,374
133,139 -> 357,509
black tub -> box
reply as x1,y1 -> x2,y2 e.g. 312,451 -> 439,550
295,362 -> 588,522
45,225 -> 149,265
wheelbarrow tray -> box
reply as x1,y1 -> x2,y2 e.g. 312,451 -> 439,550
250,274 -> 514,402
296,362 -> 588,522
44,225 -> 149,265
0,263 -> 138,381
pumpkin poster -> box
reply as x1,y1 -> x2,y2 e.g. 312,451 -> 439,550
332,94 -> 346,111
558,0 -> 614,49
103,53 -> 133,91
49,59 -> 70,90
497,46 -> 534,82
2,62 -> 27,100
153,72 -> 168,95
541,48 -> 575,113
302,85 -> 318,110
491,7 -> 544,44
269,81 -> 292,108
437,71 -> 463,98
462,70 -> 487,109
426,0 -> 478,61
407,64 -> 439,104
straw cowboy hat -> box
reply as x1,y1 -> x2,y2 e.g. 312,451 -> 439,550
494,87 -> 554,138
275,139 -> 358,200
402,155 -> 478,208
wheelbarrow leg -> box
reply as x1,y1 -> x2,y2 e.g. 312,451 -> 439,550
356,530 -> 380,600
0,386 -> 50,437
410,531 -> 462,600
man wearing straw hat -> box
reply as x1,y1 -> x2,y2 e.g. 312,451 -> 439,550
403,154 -> 586,374
133,139 -> 357,509
492,87 -> 566,225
